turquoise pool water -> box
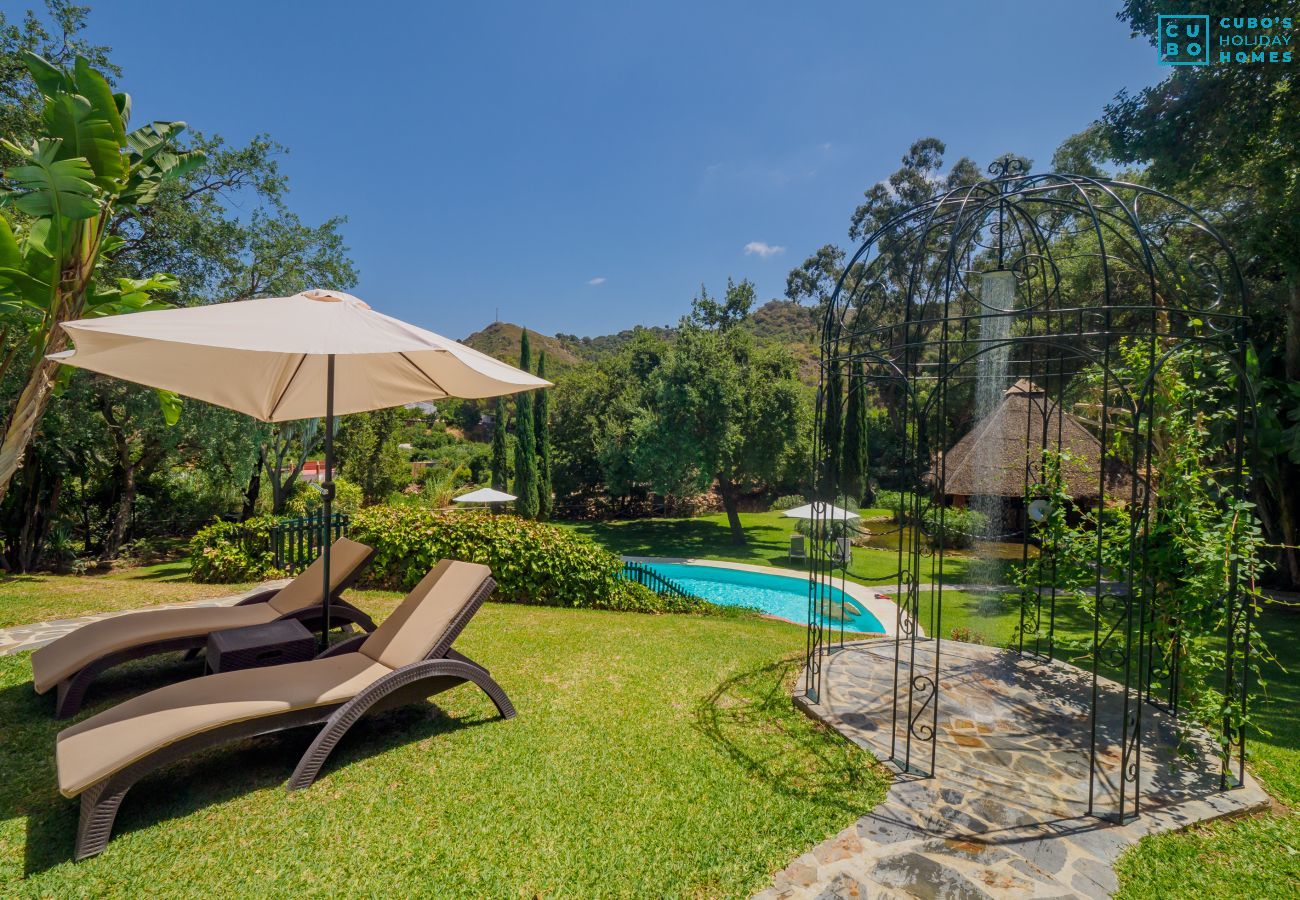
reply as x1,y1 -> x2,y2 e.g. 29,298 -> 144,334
643,562 -> 886,634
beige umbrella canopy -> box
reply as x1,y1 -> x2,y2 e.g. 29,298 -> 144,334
51,289 -> 549,421
50,289 -> 550,644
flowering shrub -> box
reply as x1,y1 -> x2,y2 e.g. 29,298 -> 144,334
189,516 -> 279,583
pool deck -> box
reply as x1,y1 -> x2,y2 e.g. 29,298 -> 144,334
622,556 -> 908,637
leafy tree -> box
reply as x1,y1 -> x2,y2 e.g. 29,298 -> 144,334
336,407 -> 409,506
259,420 -> 323,516
1094,0 -> 1300,586
634,280 -> 806,544
0,2 -> 116,158
0,50 -> 202,503
535,350 -> 552,519
513,330 -> 539,518
689,277 -> 754,331
490,394 -> 508,493
549,363 -> 618,498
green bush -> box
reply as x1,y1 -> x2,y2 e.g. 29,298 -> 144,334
873,490 -> 918,522
769,494 -> 806,511
920,506 -> 989,550
349,505 -> 718,614
189,516 -> 280,583
283,478 -> 363,517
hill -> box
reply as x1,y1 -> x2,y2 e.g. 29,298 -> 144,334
460,322 -> 584,375
463,300 -> 823,385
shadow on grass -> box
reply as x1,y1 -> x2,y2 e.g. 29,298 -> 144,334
0,655 -> 495,874
693,655 -> 885,817
111,561 -> 196,583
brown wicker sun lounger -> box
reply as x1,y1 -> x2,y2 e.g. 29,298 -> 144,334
56,559 -> 512,861
32,538 -> 378,718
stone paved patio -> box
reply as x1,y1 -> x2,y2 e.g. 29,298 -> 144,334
759,639 -> 1270,899
0,580 -> 290,658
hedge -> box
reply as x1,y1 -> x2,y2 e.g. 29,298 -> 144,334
348,506 -> 716,613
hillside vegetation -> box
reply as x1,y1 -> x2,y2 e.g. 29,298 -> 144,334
467,299 -> 822,385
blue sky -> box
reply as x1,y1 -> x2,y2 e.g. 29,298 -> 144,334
80,0 -> 1163,339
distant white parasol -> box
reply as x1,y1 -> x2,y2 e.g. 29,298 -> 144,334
453,488 -> 517,504
781,502 -> 860,521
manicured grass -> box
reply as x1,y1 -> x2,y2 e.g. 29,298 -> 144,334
564,511 -> 1300,895
560,510 -> 983,587
0,598 -> 885,895
0,559 -> 254,629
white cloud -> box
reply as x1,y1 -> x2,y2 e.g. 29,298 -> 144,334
744,241 -> 785,258
587,276 -> 606,286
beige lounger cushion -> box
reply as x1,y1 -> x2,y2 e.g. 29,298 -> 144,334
30,537 -> 373,694
56,654 -> 393,796
266,537 -> 373,615
31,604 -> 279,694
55,558 -> 493,799
359,560 -> 491,670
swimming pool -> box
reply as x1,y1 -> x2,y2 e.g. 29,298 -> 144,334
642,562 -> 886,634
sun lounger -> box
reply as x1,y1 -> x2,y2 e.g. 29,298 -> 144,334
32,538 -> 377,718
56,559 -> 512,860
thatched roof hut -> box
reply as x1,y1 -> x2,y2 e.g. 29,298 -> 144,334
938,379 -> 1134,501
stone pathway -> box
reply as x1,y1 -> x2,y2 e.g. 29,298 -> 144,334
759,640 -> 1270,899
0,580 -> 290,657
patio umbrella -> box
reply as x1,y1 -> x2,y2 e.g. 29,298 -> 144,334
452,488 -> 517,505
781,502 -> 860,521
51,288 -> 550,645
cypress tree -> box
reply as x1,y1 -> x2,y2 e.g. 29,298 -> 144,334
842,361 -> 867,503
819,361 -> 843,501
514,330 -> 539,517
535,351 -> 553,520
491,395 -> 509,494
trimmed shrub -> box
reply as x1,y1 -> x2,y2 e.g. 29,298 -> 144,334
189,516 -> 280,583
348,506 -> 717,614
769,494 -> 807,512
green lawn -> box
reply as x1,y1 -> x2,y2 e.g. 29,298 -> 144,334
0,560 -> 255,629
564,510 -> 1300,896
560,509 -> 987,587
0,595 -> 885,896
3,512 -> 1296,895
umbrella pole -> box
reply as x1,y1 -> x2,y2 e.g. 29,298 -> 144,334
320,354 -> 335,651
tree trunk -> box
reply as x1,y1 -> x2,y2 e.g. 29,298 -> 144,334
1279,275 -> 1300,587
718,478 -> 746,545
1275,470 -> 1300,587
101,459 -> 135,561
8,457 -> 63,572
241,444 -> 265,520
99,393 -> 135,561
0,330 -> 69,503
